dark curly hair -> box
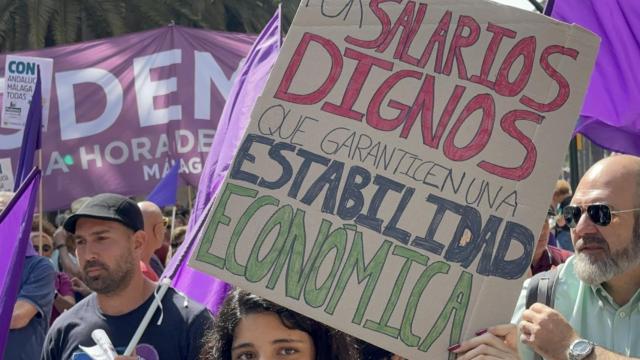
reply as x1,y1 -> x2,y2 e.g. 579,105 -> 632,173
199,288 -> 360,360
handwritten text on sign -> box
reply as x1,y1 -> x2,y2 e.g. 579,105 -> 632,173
190,0 -> 599,358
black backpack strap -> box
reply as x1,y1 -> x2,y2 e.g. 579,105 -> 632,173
526,267 -> 560,309
525,266 -> 562,360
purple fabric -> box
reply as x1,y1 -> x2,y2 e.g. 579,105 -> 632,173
0,26 -> 254,210
0,168 -> 41,354
163,8 -> 281,314
13,67 -> 40,258
13,68 -> 42,191
550,0 -> 640,155
146,161 -> 179,207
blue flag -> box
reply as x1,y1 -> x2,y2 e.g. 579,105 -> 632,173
146,162 -> 180,207
14,68 -> 42,191
0,168 -> 41,354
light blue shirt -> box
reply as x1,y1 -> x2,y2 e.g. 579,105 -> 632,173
511,256 -> 640,359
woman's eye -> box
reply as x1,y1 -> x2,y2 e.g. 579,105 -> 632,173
236,352 -> 256,360
278,347 -> 299,355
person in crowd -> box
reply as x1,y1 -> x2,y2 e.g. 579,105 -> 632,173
175,212 -> 188,227
51,197 -> 91,280
200,288 -> 360,360
42,193 -> 213,359
30,219 -> 76,324
552,180 -> 574,251
171,225 -> 188,252
51,226 -> 83,278
138,201 -> 166,279
154,218 -> 171,265
69,275 -> 93,298
451,155 -> 640,360
552,179 -> 572,210
51,197 -> 94,302
530,206 -> 572,276
4,215 -> 56,359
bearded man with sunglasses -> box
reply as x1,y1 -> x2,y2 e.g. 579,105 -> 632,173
512,154 -> 640,360
453,155 -> 640,360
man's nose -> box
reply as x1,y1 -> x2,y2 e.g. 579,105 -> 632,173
84,241 -> 100,260
572,210 -> 598,238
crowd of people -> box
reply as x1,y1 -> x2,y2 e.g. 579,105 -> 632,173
1,154 -> 639,359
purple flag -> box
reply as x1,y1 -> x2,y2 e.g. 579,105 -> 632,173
0,168 -> 41,354
147,162 -> 180,207
163,8 -> 281,313
13,68 -> 42,191
549,0 -> 640,155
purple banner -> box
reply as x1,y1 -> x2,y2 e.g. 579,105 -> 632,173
0,26 -> 254,210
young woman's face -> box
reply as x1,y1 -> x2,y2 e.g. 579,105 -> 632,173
231,312 -> 316,360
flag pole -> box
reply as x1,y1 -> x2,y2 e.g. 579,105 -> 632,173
187,186 -> 193,210
124,278 -> 171,356
166,206 -> 177,262
38,149 -> 43,256
36,64 -> 44,256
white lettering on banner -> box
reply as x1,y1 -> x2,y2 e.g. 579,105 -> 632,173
46,152 -> 70,175
80,145 -> 103,169
194,51 -> 237,119
47,130 -> 215,175
155,134 -> 170,158
2,50 -> 237,151
176,129 -> 195,153
187,157 -> 202,173
134,49 -> 182,127
104,141 -> 129,165
57,68 -> 124,141
131,137 -> 153,161
143,163 -> 160,180
143,156 -> 202,181
198,129 -> 216,152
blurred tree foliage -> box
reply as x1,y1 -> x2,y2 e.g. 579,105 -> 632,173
0,0 -> 302,52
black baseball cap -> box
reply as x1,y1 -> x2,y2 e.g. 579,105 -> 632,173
63,193 -> 144,234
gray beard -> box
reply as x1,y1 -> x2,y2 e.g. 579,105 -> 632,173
574,217 -> 640,285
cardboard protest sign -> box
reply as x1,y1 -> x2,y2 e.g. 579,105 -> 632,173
190,0 -> 599,358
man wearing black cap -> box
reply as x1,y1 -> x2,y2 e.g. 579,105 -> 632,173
41,193 -> 213,360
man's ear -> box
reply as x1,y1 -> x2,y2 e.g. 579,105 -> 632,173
132,230 -> 147,252
154,223 -> 165,242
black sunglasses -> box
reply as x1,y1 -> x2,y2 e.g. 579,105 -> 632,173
563,203 -> 640,228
